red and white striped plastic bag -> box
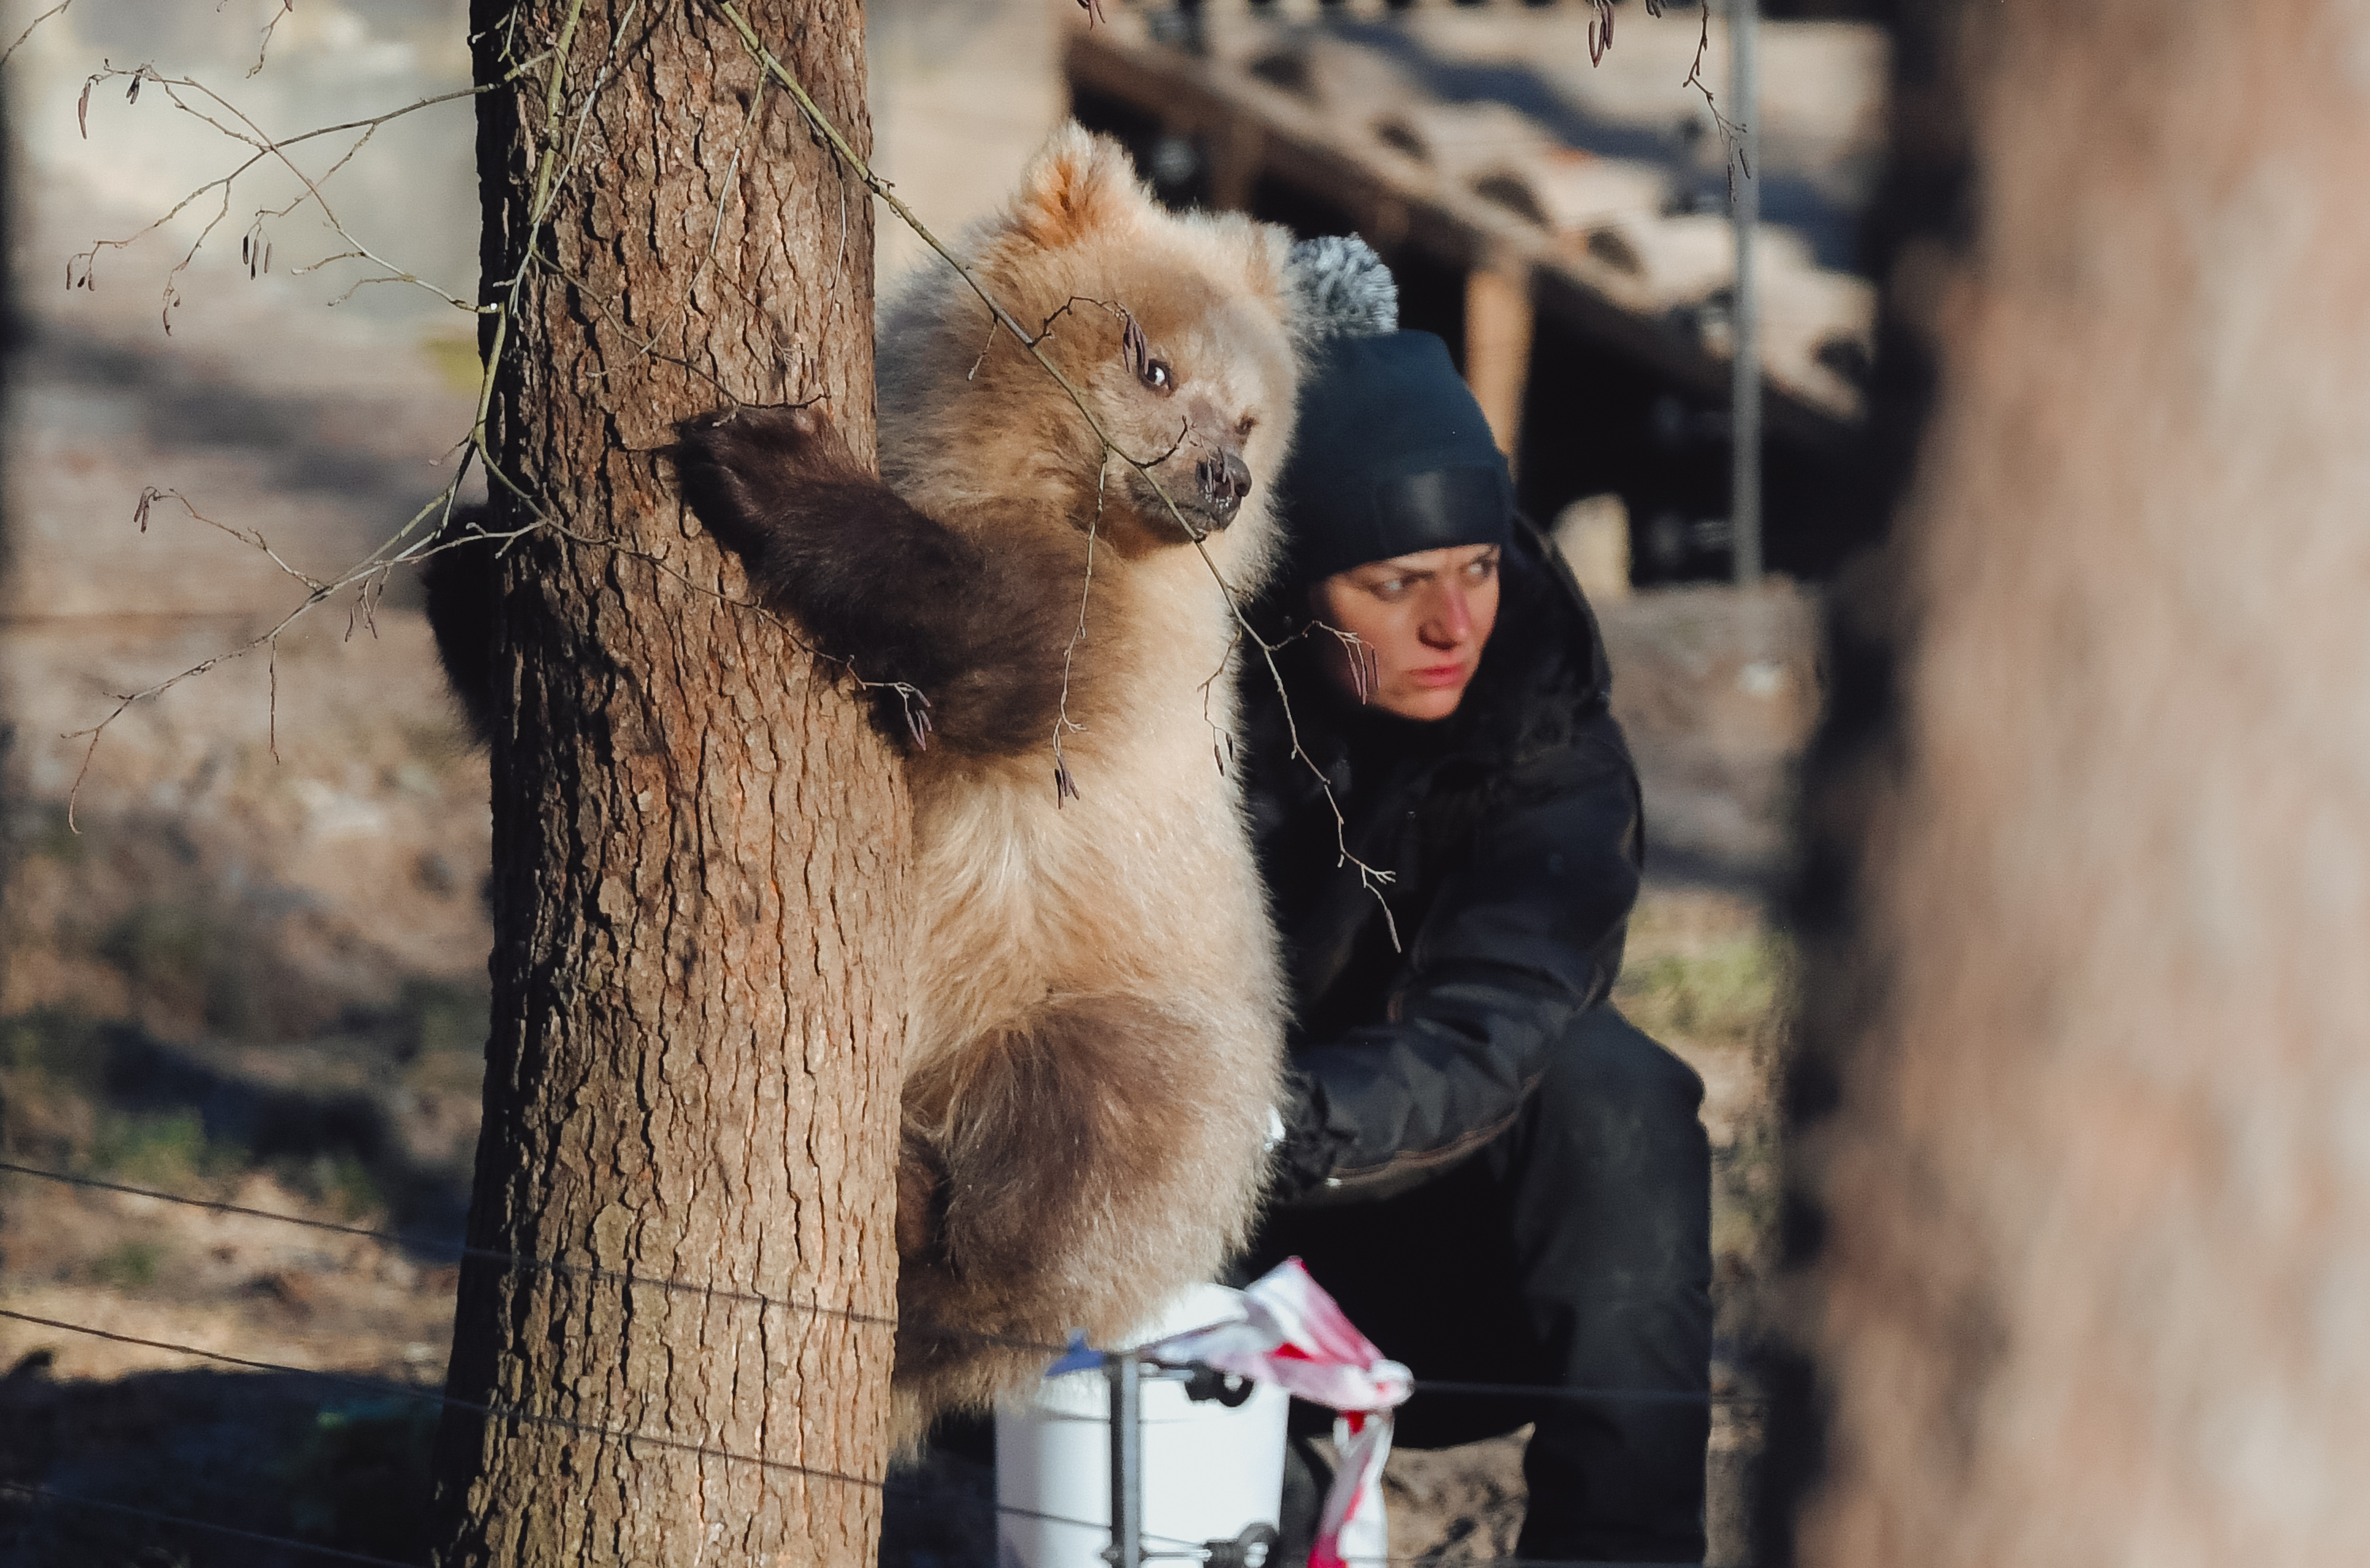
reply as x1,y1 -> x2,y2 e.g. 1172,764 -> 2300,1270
1140,1258 -> 1413,1568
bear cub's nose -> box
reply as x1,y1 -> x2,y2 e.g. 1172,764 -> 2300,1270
1196,449 -> 1252,524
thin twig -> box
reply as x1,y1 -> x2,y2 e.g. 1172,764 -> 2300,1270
248,0 -> 295,78
709,2 -> 1203,536
64,57 -> 548,321
468,0 -> 591,461
0,0 -> 75,73
1680,0 -> 1750,191
60,517 -> 540,830
1051,469 -> 1108,805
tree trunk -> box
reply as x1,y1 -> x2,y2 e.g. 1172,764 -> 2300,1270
1783,0 -> 2370,1562
430,4 -> 902,1564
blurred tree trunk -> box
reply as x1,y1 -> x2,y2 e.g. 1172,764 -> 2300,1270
1783,0 -> 2370,1563
429,4 -> 903,1564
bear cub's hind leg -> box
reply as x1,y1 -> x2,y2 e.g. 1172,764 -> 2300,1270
893,995 -> 1261,1431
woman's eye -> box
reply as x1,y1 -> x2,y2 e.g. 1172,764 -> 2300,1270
1140,358 -> 1173,393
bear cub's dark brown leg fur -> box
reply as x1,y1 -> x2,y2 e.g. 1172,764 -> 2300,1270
669,406 -> 1079,758
893,994 -> 1223,1416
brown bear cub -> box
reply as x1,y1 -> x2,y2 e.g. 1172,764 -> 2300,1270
670,125 -> 1299,1447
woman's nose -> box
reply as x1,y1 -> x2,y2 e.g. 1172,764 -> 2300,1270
1421,585 -> 1473,647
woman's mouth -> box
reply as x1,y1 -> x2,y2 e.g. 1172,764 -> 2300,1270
1408,662 -> 1469,690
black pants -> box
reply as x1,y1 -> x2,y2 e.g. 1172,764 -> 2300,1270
1249,1006 -> 1713,1565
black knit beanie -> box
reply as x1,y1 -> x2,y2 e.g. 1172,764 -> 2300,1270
1276,330 -> 1514,589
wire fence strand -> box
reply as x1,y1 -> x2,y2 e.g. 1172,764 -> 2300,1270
0,1181 -> 1755,1563
0,1158 -> 1759,1408
0,1478 -> 423,1568
0,1311 -> 1156,1550
0,1475 -> 1605,1568
0,1157 -> 1062,1356
0,1294 -> 1748,1559
1409,1378 -> 1758,1408
0,1305 -> 897,1497
0,1304 -> 1234,1555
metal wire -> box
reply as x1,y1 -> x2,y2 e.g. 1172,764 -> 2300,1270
1410,1378 -> 1762,1407
0,1303 -> 1168,1547
0,1305 -> 896,1492
5,1163 -> 1753,1560
0,1163 -> 1208,1546
1,1297 -> 1755,1560
0,1157 -> 1064,1355
0,1478 -> 422,1567
0,1476 -> 1599,1568
4,1158 -> 1757,1409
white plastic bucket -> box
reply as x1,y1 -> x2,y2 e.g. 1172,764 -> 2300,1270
995,1283 -> 1289,1568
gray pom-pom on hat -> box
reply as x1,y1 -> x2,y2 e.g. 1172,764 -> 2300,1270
1286,235 -> 1398,347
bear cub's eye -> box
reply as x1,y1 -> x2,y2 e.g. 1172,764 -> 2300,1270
1139,357 -> 1174,395
1236,415 -> 1258,438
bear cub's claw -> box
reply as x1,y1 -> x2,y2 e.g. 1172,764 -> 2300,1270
667,402 -> 862,570
675,401 -> 850,470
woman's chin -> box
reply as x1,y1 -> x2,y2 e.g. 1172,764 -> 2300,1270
1377,684 -> 1468,723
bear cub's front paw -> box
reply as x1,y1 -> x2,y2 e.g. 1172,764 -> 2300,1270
669,403 -> 864,568
678,402 -> 857,477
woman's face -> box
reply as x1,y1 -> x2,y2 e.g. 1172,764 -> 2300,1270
1309,543 -> 1502,721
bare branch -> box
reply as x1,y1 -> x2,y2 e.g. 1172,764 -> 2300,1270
1582,2 -> 1746,184
249,0 -> 294,78
58,513 -> 513,830
132,486 -> 329,593
1051,467 -> 1109,805
710,2 -> 1209,536
1682,0 -> 1750,189
0,1 -> 76,73
54,4 -> 591,798
64,59 -> 544,321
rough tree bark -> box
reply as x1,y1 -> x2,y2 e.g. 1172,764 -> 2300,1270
428,4 -> 903,1564
1783,0 -> 2370,1563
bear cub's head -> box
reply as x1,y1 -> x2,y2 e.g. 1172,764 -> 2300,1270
879,125 -> 1300,581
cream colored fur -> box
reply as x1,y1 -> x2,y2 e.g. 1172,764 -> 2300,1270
875,125 -> 1296,1444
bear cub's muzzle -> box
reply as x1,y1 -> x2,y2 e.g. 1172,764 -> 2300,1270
1195,447 -> 1253,528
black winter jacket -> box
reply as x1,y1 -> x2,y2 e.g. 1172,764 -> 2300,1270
1245,521 -> 1644,1206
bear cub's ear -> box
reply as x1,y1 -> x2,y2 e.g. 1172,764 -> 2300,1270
1005,122 -> 1148,251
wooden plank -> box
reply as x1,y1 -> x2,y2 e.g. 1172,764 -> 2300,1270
1064,22 -> 1861,455
1463,263 -> 1534,466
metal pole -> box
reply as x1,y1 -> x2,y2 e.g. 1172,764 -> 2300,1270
1729,0 -> 1762,586
1106,1350 -> 1143,1568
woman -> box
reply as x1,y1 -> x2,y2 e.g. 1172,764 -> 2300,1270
1245,325 -> 1713,1566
